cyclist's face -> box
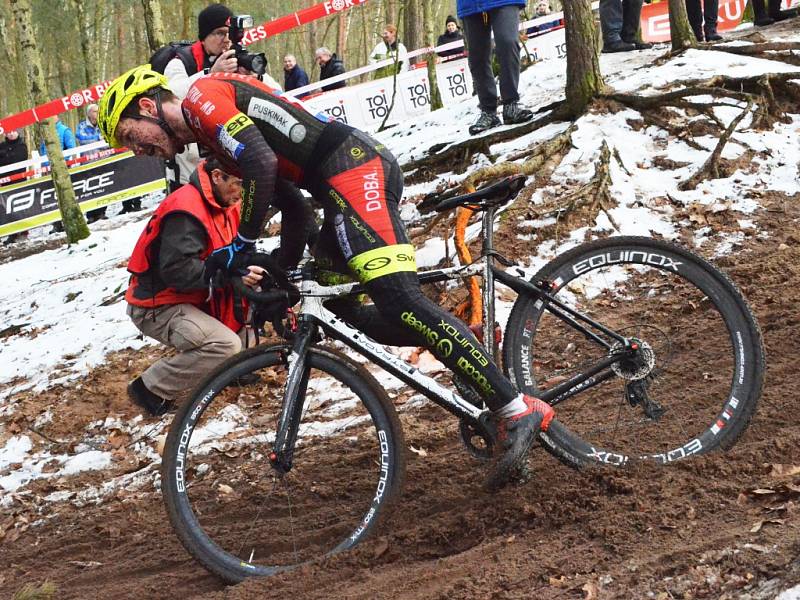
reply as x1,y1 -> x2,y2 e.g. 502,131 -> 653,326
116,118 -> 180,159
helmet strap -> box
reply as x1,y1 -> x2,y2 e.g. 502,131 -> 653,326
125,91 -> 177,140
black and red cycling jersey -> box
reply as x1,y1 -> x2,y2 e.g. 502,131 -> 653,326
179,72 -> 518,411
181,74 -> 353,237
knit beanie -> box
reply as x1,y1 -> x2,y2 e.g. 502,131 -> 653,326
446,15 -> 458,26
198,3 -> 233,40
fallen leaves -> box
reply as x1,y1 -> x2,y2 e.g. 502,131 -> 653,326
408,445 -> 428,458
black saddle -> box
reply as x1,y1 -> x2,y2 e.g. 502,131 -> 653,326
432,174 -> 527,213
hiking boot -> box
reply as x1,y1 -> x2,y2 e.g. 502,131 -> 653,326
469,111 -> 501,135
602,40 -> 636,53
502,102 -> 533,126
623,38 -> 654,49
769,0 -> 797,20
486,395 -> 555,490
704,31 -> 723,41
127,376 -> 172,417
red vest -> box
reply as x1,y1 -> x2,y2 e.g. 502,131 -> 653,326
126,164 -> 245,331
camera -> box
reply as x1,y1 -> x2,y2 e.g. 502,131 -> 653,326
228,15 -> 267,77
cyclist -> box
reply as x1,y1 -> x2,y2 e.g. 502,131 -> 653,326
97,65 -> 554,488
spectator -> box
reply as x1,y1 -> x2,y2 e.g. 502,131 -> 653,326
437,15 -> 465,59
75,104 -> 108,223
0,129 -> 28,181
368,24 -> 409,79
75,103 -> 101,147
283,54 -> 310,98
125,158 -> 265,416
457,0 -> 533,135
686,0 -> 721,41
525,1 -> 562,36
0,129 -> 30,244
39,116 -> 76,158
315,47 -> 346,91
599,0 -> 653,53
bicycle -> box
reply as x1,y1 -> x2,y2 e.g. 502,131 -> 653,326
161,174 -> 765,583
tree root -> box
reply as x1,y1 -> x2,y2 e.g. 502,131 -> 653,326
401,109 -> 565,175
679,99 -> 754,190
607,72 -> 798,132
548,141 -> 619,239
704,41 -> 800,67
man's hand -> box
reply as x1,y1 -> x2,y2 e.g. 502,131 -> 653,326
204,235 -> 255,282
242,265 -> 266,289
210,49 -> 238,73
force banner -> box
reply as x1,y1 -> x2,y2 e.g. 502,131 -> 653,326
0,153 -> 165,236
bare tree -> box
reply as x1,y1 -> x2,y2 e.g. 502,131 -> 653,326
422,0 -> 443,111
667,0 -> 698,51
71,0 -> 94,85
562,0 -> 605,118
141,0 -> 167,54
10,0 -> 89,243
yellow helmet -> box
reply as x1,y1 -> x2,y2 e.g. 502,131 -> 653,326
97,65 -> 171,148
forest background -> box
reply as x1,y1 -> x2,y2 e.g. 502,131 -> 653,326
0,0 -> 564,134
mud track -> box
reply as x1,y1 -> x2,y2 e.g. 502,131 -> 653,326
2,200 -> 800,599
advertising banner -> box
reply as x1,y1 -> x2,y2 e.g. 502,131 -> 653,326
435,60 -> 473,107
0,153 -> 165,236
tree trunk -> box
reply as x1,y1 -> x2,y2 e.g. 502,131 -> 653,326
563,0 -> 604,118
336,11 -> 349,57
72,0 -> 94,85
668,0 -> 698,50
422,0 -> 443,111
10,0 -> 89,244
403,0 -> 423,65
385,0 -> 398,25
141,0 -> 167,53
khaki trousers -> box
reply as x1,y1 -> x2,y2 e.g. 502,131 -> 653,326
127,303 -> 247,401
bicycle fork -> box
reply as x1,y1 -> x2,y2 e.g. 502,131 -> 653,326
269,319 -> 316,475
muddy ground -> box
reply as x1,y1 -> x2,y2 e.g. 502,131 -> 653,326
1,185 -> 799,600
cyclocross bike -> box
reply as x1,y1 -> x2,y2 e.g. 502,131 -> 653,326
161,174 -> 765,583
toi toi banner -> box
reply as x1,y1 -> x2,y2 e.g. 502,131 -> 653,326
0,153 -> 165,237
306,59 -> 475,131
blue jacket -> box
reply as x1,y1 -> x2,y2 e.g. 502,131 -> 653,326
75,119 -> 101,146
456,0 -> 525,18
39,120 -> 77,155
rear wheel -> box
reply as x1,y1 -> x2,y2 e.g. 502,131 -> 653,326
162,344 -> 405,583
503,236 -> 765,468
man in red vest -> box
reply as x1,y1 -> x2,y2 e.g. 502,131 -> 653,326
125,158 -> 265,416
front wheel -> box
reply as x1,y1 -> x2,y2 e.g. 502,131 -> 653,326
503,236 -> 765,468
162,344 -> 406,583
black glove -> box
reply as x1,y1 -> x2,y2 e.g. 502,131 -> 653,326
204,234 -> 255,282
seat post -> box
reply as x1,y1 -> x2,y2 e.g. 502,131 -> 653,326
481,205 -> 497,359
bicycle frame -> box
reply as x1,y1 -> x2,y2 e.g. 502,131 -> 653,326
270,203 -> 638,470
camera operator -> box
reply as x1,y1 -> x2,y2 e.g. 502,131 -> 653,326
163,4 -> 277,191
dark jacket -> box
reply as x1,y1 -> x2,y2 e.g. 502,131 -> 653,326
284,64 -> 310,98
436,30 -> 465,58
319,54 -> 346,91
0,137 -> 29,174
456,0 -> 525,18
0,136 -> 28,184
